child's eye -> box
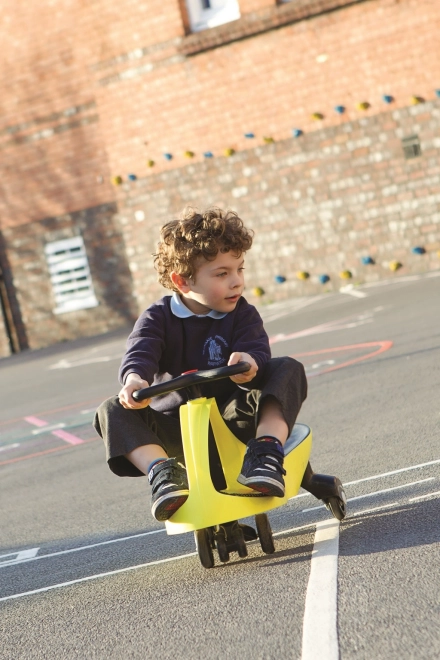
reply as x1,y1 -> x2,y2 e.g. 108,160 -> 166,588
216,272 -> 227,277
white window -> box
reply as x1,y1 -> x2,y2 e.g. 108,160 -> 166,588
44,236 -> 98,314
185,0 -> 240,32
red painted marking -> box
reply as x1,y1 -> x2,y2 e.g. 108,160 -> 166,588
181,369 -> 198,375
0,437 -> 98,467
51,429 -> 84,446
0,397 -> 104,429
23,416 -> 48,427
269,311 -> 379,346
3,342 -> 392,466
24,415 -> 84,445
292,341 -> 393,377
269,316 -> 358,345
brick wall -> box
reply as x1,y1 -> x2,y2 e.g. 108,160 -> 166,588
4,0 -> 437,230
0,203 -> 138,354
3,93 -> 436,358
116,98 -> 440,309
1,0 -> 439,354
0,1 -> 115,229
96,0 -> 440,183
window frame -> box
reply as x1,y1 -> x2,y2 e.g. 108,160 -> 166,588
184,0 -> 241,33
44,236 -> 99,315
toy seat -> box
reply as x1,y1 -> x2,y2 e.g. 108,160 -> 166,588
165,396 -> 312,535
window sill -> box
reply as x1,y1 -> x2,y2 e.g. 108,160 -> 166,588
179,0 -> 364,56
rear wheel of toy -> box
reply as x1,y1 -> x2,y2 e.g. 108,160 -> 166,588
325,487 -> 347,521
194,529 -> 215,569
255,513 -> 275,554
216,531 -> 230,563
232,526 -> 248,558
207,526 -> 216,549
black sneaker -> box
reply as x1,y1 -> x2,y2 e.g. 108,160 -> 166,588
148,458 -> 189,521
237,436 -> 286,497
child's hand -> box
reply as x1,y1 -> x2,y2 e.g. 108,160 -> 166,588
228,352 -> 258,383
118,373 -> 151,409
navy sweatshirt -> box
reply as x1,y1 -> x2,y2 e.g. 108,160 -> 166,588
119,295 -> 271,415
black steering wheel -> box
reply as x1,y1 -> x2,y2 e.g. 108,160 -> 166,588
132,362 -> 251,402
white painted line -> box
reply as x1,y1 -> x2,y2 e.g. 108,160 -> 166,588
0,519 -> 330,602
343,458 -> 440,487
352,502 -> 399,516
269,310 -> 376,345
340,284 -> 367,298
31,423 -> 66,435
300,478 -> 435,513
0,552 -> 198,603
0,443 -> 20,452
48,356 -> 117,370
273,521 -> 317,537
23,414 -> 84,446
307,360 -> 336,372
290,492 -> 312,500
0,548 -> 40,565
409,490 -> 440,502
1,518 -> 322,573
361,271 -> 440,290
261,296 -> 325,323
292,459 -> 440,505
347,477 -> 434,502
0,528 -> 166,569
301,519 -> 340,660
277,458 -> 440,503
301,504 -> 327,513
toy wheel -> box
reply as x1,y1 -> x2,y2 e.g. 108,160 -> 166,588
325,488 -> 347,521
232,526 -> 248,558
194,529 -> 215,569
216,531 -> 230,563
207,526 -> 216,549
255,513 -> 275,554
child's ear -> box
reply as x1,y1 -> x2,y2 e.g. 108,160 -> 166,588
170,271 -> 191,293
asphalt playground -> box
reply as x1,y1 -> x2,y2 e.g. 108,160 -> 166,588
1,272 -> 439,659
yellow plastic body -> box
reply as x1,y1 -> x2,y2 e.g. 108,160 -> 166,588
165,396 -> 312,535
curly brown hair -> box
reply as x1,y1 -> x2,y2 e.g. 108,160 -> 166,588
154,207 -> 253,291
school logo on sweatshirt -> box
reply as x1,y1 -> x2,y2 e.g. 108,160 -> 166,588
203,335 -> 228,367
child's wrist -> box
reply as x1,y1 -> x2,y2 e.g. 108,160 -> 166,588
125,372 -> 148,386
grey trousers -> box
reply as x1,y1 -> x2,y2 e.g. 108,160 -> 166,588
93,357 -> 307,477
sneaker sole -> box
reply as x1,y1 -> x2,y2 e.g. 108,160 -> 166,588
151,490 -> 189,522
237,475 -> 285,498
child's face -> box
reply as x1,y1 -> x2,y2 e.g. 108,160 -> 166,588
172,250 -> 245,315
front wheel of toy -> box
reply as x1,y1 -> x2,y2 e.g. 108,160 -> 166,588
255,513 -> 275,554
325,488 -> 347,521
216,531 -> 230,563
194,529 -> 215,569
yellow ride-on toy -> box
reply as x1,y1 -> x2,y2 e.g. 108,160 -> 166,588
133,362 -> 347,569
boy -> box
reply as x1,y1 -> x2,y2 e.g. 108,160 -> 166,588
94,207 -> 307,521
